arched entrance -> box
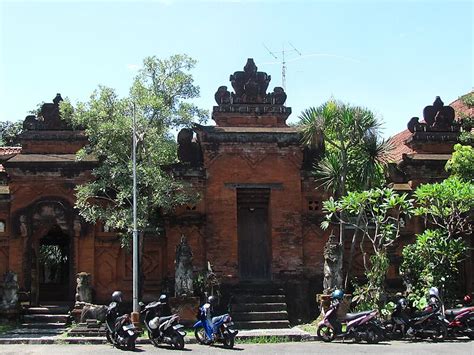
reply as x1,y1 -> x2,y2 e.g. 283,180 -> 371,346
17,198 -> 77,305
38,225 -> 70,302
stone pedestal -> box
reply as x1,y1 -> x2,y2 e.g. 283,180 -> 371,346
170,296 -> 200,327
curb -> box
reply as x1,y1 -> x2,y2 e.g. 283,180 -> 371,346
0,333 -> 316,345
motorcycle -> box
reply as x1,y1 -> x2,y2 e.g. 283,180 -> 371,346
385,302 -> 447,341
445,305 -> 474,339
317,299 -> 384,343
105,297 -> 139,350
193,302 -> 238,349
140,299 -> 186,350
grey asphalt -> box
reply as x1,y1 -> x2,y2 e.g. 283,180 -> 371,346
0,341 -> 472,355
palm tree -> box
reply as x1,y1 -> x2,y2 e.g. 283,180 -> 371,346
299,100 -> 392,289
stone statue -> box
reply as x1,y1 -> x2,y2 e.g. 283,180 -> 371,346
175,235 -> 194,297
75,272 -> 92,304
19,214 -> 28,237
0,271 -> 19,310
73,216 -> 82,237
323,233 -> 343,294
214,86 -> 231,105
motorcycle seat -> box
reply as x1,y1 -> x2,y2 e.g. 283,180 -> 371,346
145,301 -> 160,310
445,308 -> 468,317
344,311 -> 373,321
159,315 -> 174,324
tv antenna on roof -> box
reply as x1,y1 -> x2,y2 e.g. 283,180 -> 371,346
263,42 -> 301,90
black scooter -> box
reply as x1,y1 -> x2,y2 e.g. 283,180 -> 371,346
105,301 -> 139,350
140,298 -> 186,350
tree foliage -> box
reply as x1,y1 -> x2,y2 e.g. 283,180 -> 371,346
0,121 -> 22,146
322,188 -> 414,308
401,177 -> 472,306
400,229 -> 466,306
414,176 -> 473,239
445,143 -> 474,182
322,188 -> 414,256
60,54 -> 207,245
299,100 -> 391,197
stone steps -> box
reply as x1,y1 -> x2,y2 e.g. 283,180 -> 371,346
233,295 -> 286,303
0,304 -> 71,340
233,311 -> 288,321
23,314 -> 70,323
232,302 -> 287,312
229,283 -> 290,330
20,322 -> 68,329
26,306 -> 70,315
234,320 -> 290,329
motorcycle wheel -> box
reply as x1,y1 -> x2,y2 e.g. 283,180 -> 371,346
467,331 -> 474,340
105,329 -> 114,345
194,327 -> 211,345
127,337 -> 135,350
366,325 -> 381,344
317,325 -> 335,342
147,330 -> 160,347
173,335 -> 185,350
427,320 -> 447,342
223,333 -> 235,349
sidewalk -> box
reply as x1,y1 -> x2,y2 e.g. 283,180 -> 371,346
0,327 -> 314,345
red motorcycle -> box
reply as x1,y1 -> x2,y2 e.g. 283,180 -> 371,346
445,305 -> 474,339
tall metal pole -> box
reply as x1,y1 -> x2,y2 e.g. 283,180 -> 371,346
132,103 -> 139,314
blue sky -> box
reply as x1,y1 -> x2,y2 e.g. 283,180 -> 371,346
0,0 -> 472,138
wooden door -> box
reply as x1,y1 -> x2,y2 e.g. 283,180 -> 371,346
237,189 -> 271,280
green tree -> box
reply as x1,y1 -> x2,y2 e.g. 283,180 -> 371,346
60,54 -> 208,293
299,100 -> 392,289
322,188 -> 414,309
455,91 -> 473,144
401,177 -> 473,306
445,144 -> 474,181
401,229 -> 466,307
414,176 -> 473,239
0,121 -> 22,146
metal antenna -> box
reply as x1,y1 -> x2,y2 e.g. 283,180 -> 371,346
262,42 -> 302,90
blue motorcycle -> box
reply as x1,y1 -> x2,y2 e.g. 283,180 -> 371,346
193,303 -> 238,348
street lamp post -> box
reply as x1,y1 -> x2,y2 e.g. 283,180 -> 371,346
131,103 -> 140,321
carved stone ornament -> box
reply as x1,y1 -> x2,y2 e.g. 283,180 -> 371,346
407,96 -> 457,133
75,272 -> 92,305
175,234 -> 194,296
214,58 -> 287,105
0,271 -> 19,310
322,233 -> 343,294
23,93 -> 71,131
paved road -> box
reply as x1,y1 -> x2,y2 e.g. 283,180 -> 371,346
0,341 -> 472,355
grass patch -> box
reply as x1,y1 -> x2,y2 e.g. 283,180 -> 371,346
236,335 -> 290,344
0,322 -> 17,335
298,322 -> 319,334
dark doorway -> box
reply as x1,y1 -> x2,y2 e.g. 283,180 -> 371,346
237,188 -> 271,280
38,225 -> 70,302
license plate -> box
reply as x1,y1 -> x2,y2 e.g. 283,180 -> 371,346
123,324 -> 135,331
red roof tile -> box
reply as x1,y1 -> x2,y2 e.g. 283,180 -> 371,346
0,146 -> 22,172
388,129 -> 414,163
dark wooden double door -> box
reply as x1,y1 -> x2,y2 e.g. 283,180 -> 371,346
237,188 -> 271,280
